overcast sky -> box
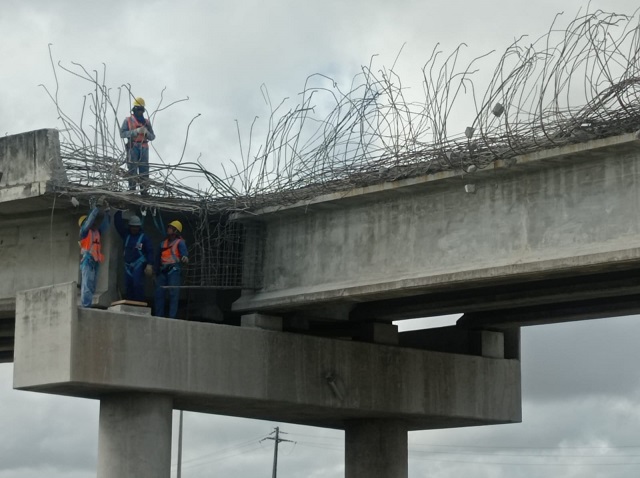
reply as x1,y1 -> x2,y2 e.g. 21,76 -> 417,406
2,0 -> 640,477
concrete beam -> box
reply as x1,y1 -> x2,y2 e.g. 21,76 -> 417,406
0,129 -> 67,212
233,134 -> 640,317
14,283 -> 521,431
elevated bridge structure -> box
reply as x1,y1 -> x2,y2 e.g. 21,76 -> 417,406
2,128 -> 640,477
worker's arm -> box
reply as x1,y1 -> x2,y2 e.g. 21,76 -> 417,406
143,235 -> 154,264
178,239 -> 189,260
98,208 -> 111,234
79,207 -> 99,239
144,121 -> 156,141
119,118 -> 141,140
113,211 -> 128,240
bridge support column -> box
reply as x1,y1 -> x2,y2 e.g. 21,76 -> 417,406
345,419 -> 408,478
97,393 -> 173,478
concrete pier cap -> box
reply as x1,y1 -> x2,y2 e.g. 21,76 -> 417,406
14,282 -> 521,431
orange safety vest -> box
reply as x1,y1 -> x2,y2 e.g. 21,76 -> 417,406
160,238 -> 183,265
80,229 -> 104,263
127,116 -> 150,148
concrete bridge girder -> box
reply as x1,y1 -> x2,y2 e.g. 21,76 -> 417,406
234,131 -> 640,327
14,282 -> 521,477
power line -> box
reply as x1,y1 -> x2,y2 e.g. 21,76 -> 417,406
171,434 -> 266,469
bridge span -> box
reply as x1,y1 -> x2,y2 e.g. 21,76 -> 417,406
2,128 -> 640,477
234,130 -> 640,330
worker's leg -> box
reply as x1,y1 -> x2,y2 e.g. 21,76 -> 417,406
80,261 -> 98,307
139,148 -> 150,193
131,264 -> 146,302
166,269 -> 181,319
124,264 -> 135,300
127,148 -> 141,190
154,272 -> 167,317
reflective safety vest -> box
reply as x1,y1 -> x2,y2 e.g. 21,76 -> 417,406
160,238 -> 183,265
127,115 -> 150,148
80,229 -> 104,263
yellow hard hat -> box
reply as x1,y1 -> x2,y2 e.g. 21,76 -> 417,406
168,220 -> 183,233
78,215 -> 87,227
133,97 -> 146,108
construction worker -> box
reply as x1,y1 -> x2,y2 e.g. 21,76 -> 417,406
78,203 -> 111,308
155,220 -> 188,318
114,211 -> 154,303
120,97 -> 156,193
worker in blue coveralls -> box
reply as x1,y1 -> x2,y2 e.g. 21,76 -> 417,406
114,211 -> 154,302
120,97 -> 156,193
155,220 -> 188,318
78,203 -> 110,308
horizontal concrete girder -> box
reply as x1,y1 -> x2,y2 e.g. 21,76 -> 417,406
233,132 -> 640,323
14,283 -> 521,431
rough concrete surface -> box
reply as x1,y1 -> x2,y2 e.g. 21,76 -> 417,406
234,136 -> 640,312
14,283 -> 521,431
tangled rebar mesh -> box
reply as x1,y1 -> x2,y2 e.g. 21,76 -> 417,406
229,9 -> 640,206
44,9 -> 640,287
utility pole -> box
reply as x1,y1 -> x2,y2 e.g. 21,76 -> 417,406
261,427 -> 294,478
177,410 -> 183,478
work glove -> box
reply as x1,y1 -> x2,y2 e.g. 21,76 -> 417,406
131,127 -> 144,136
181,256 -> 189,264
144,264 -> 153,277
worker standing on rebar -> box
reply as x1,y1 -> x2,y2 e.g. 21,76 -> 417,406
114,211 -> 154,303
154,220 -> 188,318
78,201 -> 111,308
120,97 -> 156,194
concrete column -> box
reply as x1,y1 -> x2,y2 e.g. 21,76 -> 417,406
345,419 -> 408,478
97,393 -> 173,478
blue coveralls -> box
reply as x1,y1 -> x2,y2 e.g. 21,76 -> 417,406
154,237 -> 188,318
114,211 -> 154,302
120,114 -> 156,190
79,207 -> 110,308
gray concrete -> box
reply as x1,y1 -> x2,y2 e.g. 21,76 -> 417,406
97,393 -> 173,478
400,327 -> 505,359
0,129 -> 119,325
345,420 -> 408,478
14,282 -> 521,430
233,132 -> 640,317
108,304 -> 152,316
241,312 -> 283,331
0,129 -> 66,205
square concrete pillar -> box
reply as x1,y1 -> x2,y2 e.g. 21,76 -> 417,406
97,393 -> 173,478
345,419 -> 408,478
